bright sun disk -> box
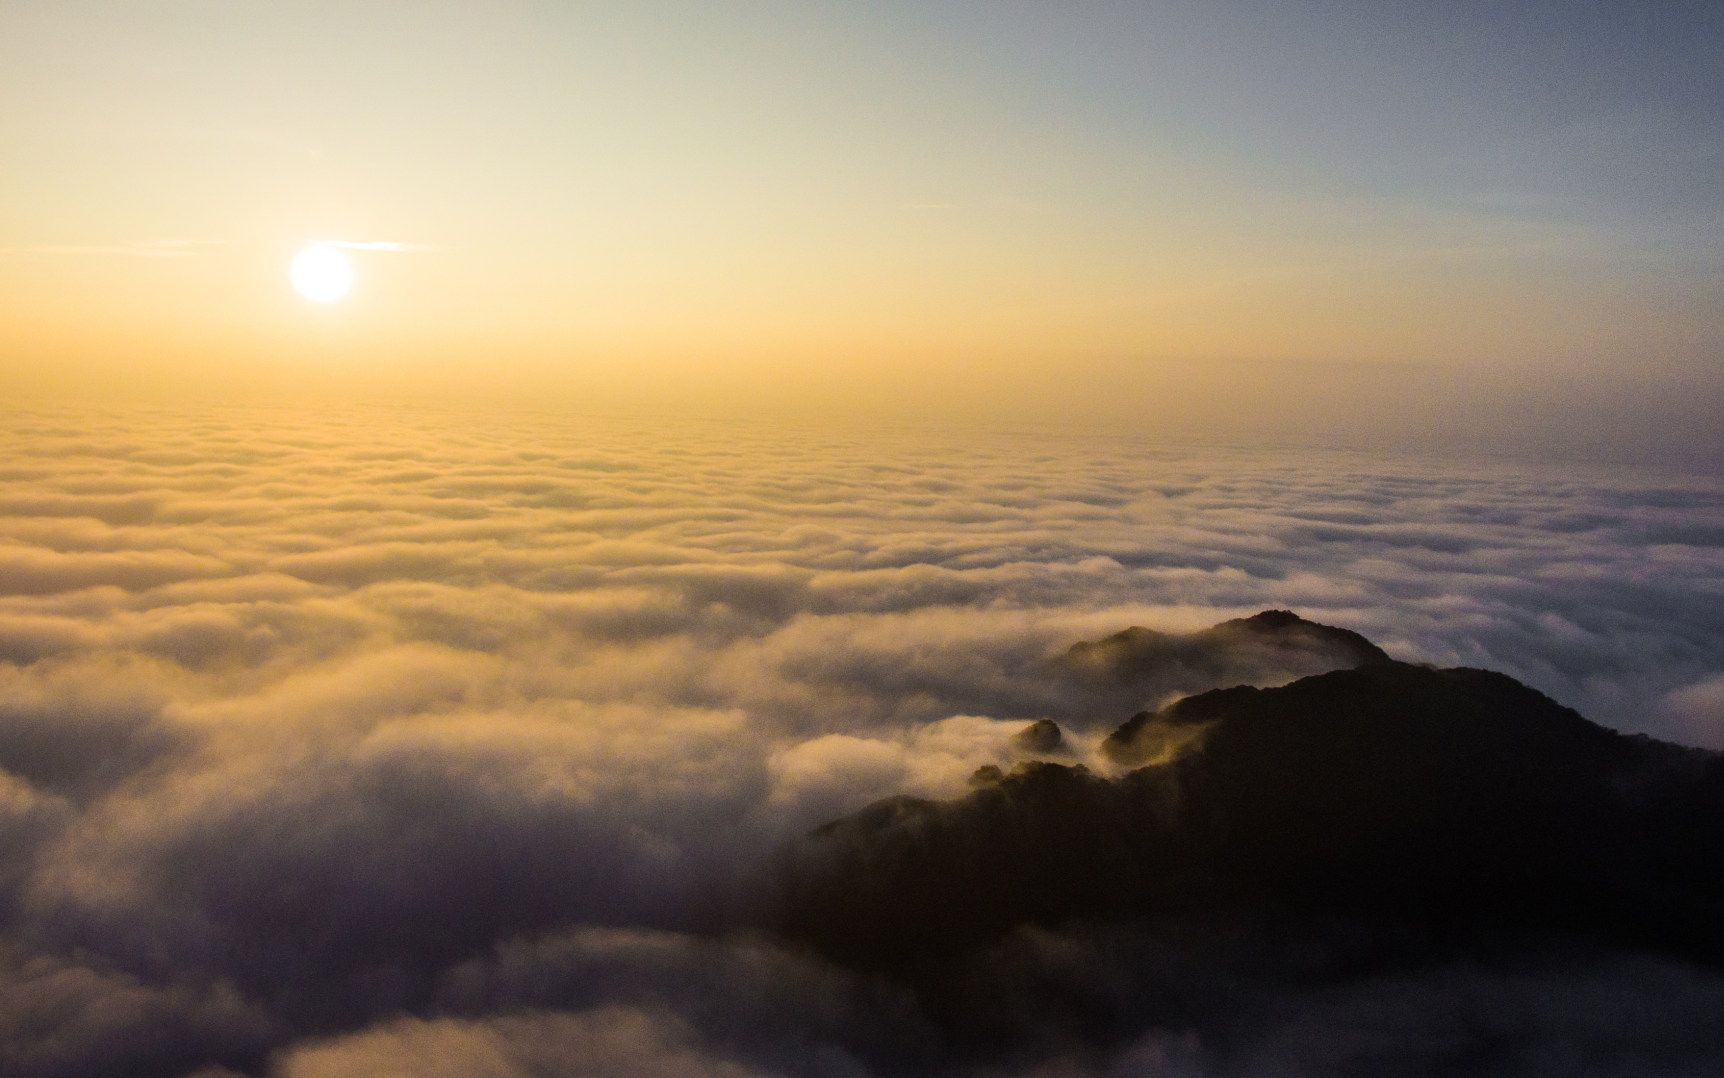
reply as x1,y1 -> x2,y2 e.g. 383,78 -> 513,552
290,244 -> 353,303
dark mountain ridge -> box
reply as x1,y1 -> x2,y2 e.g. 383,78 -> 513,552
1047,609 -> 1396,727
776,619 -> 1724,990
1061,608 -> 1390,685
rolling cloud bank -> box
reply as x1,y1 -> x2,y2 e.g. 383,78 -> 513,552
1,405 -> 1723,1076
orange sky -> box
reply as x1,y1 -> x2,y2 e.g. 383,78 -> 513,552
2,3 -> 1719,456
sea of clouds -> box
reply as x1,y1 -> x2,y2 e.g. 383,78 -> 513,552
1,403 -> 1721,1076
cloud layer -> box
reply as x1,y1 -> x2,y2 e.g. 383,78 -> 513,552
0,403 -> 1721,1074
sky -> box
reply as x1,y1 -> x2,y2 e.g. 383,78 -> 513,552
2,1 -> 1720,459
4,7 -> 1724,1072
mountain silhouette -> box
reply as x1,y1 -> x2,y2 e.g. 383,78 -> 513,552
1048,609 -> 1394,725
777,617 -> 1724,987
1063,609 -> 1390,680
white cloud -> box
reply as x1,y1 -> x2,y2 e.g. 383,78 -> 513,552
0,403 -> 1720,1072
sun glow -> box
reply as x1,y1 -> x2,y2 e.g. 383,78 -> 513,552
290,244 -> 354,303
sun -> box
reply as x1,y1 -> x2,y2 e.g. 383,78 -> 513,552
290,244 -> 353,303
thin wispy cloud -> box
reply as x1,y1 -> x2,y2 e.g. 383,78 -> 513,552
2,238 -> 224,258
310,239 -> 434,252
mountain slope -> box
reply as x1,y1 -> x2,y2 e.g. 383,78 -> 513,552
1049,609 -> 1393,724
778,641 -> 1724,980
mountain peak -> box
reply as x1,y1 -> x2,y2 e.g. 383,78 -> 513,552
1242,608 -> 1303,627
1056,611 -> 1392,722
779,653 -> 1724,980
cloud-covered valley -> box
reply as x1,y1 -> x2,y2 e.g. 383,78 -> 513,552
1,404 -> 1723,1076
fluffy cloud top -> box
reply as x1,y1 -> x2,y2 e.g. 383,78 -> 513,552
0,403 -> 1721,1075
